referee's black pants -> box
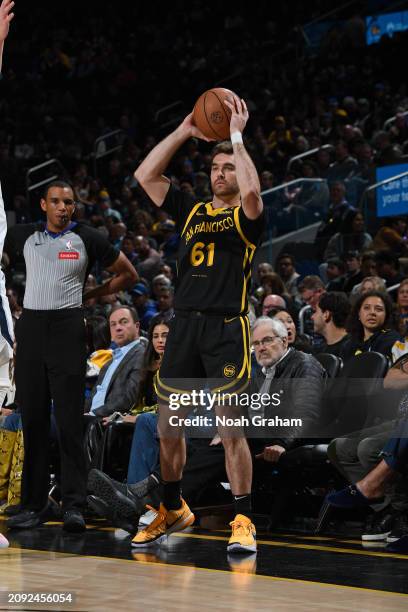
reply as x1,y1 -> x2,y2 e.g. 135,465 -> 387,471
15,308 -> 87,513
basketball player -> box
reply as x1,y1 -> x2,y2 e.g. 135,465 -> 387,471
0,0 -> 15,551
132,94 -> 264,553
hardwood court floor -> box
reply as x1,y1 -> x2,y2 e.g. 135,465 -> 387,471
1,519 -> 407,611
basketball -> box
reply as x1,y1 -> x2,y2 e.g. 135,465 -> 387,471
192,87 -> 237,141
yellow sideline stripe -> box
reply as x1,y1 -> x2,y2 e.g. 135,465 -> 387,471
2,546 -> 408,599
172,531 -> 408,560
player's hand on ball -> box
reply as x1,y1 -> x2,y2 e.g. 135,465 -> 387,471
0,0 -> 14,43
179,112 -> 216,142
224,95 -> 249,136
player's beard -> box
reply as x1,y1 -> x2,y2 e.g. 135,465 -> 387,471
212,180 -> 239,199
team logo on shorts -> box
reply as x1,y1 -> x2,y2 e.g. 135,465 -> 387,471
223,364 -> 236,378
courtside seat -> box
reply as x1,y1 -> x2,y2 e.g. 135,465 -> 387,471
98,419 -> 135,481
264,352 -> 389,529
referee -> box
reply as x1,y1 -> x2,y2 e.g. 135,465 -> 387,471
4,181 -> 137,531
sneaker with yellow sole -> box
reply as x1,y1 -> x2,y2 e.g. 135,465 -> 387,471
131,499 -> 194,548
227,514 -> 256,553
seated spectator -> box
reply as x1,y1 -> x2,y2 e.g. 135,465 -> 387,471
324,210 -> 372,261
257,262 -> 274,284
298,275 -> 326,309
327,356 -> 408,546
298,275 -> 327,350
373,217 -> 408,255
327,140 -> 358,182
397,279 -> 408,335
262,294 -> 286,316
156,286 -> 174,320
159,263 -> 174,283
255,272 -> 291,306
325,257 -> 347,291
268,307 -> 312,353
351,275 -> 386,298
276,253 -> 300,301
130,283 -> 158,331
158,220 -> 179,261
120,233 -> 138,267
180,317 -> 325,507
360,251 -> 378,278
151,274 -> 172,300
315,182 -> 355,257
311,292 -> 351,359
342,250 -> 365,294
133,235 -> 162,281
346,290 -> 400,360
374,250 -> 405,293
87,306 -> 146,418
373,130 -> 404,167
252,262 -> 274,297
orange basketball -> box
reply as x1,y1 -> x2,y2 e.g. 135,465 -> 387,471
192,87 -> 236,141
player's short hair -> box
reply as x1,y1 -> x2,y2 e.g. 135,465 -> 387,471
318,292 -> 351,329
211,141 -> 233,162
43,180 -> 76,200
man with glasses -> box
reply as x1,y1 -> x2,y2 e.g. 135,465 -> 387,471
249,317 -> 325,460
4,181 -> 137,532
173,317 -> 325,516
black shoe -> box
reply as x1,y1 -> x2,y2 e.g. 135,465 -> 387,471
6,510 -> 44,529
87,470 -> 147,521
361,508 -> 396,541
63,510 -> 86,533
87,495 -> 138,536
386,512 -> 408,544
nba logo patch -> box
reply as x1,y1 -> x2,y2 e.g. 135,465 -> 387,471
66,240 -> 73,250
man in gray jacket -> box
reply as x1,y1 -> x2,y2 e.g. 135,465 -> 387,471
88,306 -> 146,417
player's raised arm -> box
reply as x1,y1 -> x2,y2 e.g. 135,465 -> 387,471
224,95 -> 263,221
134,113 -> 212,207
0,0 -> 14,73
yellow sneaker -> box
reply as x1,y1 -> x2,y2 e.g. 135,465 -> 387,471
131,500 -> 194,548
227,514 -> 257,553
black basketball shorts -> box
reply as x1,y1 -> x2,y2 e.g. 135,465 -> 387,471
156,310 -> 251,402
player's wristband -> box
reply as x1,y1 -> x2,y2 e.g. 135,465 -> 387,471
231,131 -> 243,145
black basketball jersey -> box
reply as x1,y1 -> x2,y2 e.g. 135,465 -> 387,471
161,186 -> 264,315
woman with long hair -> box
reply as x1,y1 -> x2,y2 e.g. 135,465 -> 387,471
268,307 -> 312,353
347,290 -> 399,360
121,314 -> 170,422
